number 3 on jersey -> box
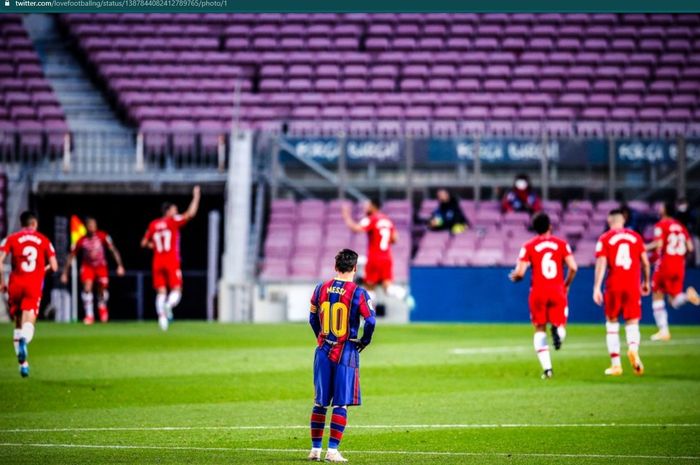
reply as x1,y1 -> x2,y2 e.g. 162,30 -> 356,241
320,301 -> 348,338
21,245 -> 38,272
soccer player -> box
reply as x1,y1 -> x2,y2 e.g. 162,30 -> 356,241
646,201 -> 698,341
307,249 -> 376,463
141,185 -> 200,331
593,209 -> 651,376
509,213 -> 578,379
0,211 -> 58,377
341,198 -> 411,305
60,217 -> 125,324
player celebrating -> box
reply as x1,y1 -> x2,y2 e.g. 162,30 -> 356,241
60,217 -> 125,324
0,211 -> 58,377
341,198 -> 411,306
646,201 -> 698,341
141,185 -> 200,331
509,213 -> 578,379
307,249 -> 376,463
593,209 -> 651,376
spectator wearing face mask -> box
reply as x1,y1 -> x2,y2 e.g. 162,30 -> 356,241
501,174 -> 542,215
429,189 -> 470,234
676,198 -> 698,236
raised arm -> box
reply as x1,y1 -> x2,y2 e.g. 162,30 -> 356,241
182,185 -> 201,221
592,256 -> 607,305
341,204 -> 365,233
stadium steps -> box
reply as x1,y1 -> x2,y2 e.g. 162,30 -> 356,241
23,14 -> 136,168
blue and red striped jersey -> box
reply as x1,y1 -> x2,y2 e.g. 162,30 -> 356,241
309,278 -> 376,363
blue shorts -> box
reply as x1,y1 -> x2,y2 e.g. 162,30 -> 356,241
313,343 -> 361,407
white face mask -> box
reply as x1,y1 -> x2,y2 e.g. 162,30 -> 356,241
515,179 -> 528,190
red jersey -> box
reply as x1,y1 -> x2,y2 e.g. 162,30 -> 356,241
143,215 -> 189,265
653,218 -> 691,272
518,234 -> 572,290
358,212 -> 395,261
595,228 -> 645,290
73,231 -> 112,268
0,228 -> 56,285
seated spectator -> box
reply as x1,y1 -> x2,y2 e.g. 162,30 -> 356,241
620,202 -> 654,235
429,189 -> 469,234
501,174 -> 542,214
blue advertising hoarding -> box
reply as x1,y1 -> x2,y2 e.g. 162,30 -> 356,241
281,137 -> 700,167
410,266 -> 700,325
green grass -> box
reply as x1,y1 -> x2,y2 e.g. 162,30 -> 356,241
0,322 -> 699,464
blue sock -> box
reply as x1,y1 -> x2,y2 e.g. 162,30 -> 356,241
310,406 -> 327,449
328,407 -> 347,450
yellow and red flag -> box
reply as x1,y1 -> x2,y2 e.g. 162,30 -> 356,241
70,215 -> 86,247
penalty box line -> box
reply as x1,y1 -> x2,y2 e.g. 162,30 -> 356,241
0,442 -> 697,461
1,423 -> 699,433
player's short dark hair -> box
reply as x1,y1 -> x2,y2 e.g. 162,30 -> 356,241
664,200 -> 676,218
335,248 -> 358,273
368,196 -> 382,210
19,211 -> 37,227
161,202 -> 175,215
84,216 -> 96,223
532,212 -> 550,234
608,208 -> 625,217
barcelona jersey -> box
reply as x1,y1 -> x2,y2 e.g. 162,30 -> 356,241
309,278 -> 376,406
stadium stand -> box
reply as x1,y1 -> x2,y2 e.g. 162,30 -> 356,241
261,199 -> 411,280
60,13 -> 700,140
0,172 -> 7,240
261,197 -> 662,275
1,15 -> 68,156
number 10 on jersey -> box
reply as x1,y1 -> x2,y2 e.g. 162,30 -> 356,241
320,301 -> 348,338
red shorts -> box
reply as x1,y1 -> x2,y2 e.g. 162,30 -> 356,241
364,257 -> 393,286
80,264 -> 109,287
652,268 -> 685,297
152,263 -> 182,290
528,287 -> 568,327
7,278 -> 42,318
604,288 -> 642,321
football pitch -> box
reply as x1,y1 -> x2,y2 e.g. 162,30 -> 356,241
0,322 -> 699,464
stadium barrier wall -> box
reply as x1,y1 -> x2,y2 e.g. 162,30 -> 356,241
280,136 -> 700,166
410,266 -> 700,325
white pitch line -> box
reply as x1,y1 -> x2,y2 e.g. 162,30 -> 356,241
0,442 -> 697,461
450,337 -> 700,355
1,423 -> 699,433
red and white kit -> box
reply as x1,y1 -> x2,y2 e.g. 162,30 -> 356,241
0,228 -> 56,317
518,235 -> 572,327
73,231 -> 113,286
143,214 -> 189,289
358,212 -> 395,286
596,228 -> 646,321
652,218 -> 691,297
